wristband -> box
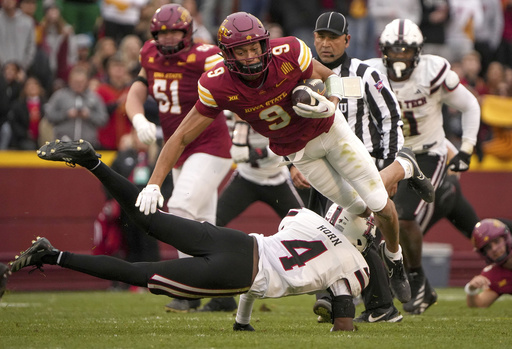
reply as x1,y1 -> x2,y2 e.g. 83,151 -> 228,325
464,282 -> 481,296
325,74 -> 343,101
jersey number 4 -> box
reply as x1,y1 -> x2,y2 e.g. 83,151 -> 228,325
279,240 -> 327,271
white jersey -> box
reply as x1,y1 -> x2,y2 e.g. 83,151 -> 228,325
366,55 -> 452,155
248,208 -> 369,299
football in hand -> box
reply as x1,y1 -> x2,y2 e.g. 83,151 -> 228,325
291,79 -> 326,107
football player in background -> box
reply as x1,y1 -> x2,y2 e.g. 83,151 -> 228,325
365,18 -> 481,314
136,11 -> 411,302
466,219 -> 512,308
124,4 -> 233,312
12,139 -> 371,332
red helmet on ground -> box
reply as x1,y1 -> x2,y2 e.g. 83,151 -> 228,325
150,4 -> 193,57
472,219 -> 512,265
217,12 -> 271,76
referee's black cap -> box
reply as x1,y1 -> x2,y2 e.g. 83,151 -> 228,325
314,12 -> 349,36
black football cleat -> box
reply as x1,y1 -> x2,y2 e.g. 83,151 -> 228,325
397,147 -> 435,203
233,322 -> 255,331
354,305 -> 403,323
378,241 -> 411,303
9,237 -> 59,273
313,297 -> 332,323
403,273 -> 438,315
37,139 -> 101,168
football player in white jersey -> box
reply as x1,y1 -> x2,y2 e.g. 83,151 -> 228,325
365,18 -> 480,314
13,139 -> 370,332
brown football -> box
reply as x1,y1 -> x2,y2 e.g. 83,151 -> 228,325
291,79 -> 326,106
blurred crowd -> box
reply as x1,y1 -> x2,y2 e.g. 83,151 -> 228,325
0,0 -> 511,160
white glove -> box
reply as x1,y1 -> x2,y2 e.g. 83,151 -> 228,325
292,91 -> 335,119
135,184 -> 164,215
132,113 -> 157,144
230,144 -> 250,163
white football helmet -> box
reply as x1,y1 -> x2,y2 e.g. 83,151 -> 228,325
379,18 -> 423,80
325,204 -> 376,253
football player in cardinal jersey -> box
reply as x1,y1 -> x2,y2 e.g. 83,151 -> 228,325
365,18 -> 480,314
14,139 -> 372,332
136,11 -> 411,302
124,4 -> 233,313
466,219 -> 512,308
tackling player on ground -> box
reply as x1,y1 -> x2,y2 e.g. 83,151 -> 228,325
12,139 -> 371,332
136,11 -> 411,301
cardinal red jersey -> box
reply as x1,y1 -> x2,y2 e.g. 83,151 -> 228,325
140,41 -> 231,167
195,36 -> 334,156
481,263 -> 512,296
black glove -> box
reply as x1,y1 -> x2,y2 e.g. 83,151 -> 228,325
233,322 -> 255,331
448,151 -> 471,172
248,147 -> 268,167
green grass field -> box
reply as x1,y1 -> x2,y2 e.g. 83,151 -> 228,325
1,289 -> 510,349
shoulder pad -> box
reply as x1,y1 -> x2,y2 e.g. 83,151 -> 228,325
444,70 -> 460,91
418,55 -> 451,90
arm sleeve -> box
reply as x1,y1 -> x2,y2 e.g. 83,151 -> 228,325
442,84 -> 481,148
235,292 -> 257,325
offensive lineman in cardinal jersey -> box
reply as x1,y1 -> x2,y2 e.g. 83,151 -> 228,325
136,11 -> 411,302
365,18 -> 480,314
125,4 -> 232,312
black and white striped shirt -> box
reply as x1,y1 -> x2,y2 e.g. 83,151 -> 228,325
319,54 -> 403,167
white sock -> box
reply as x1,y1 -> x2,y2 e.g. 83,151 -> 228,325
395,157 -> 413,179
385,244 -> 402,261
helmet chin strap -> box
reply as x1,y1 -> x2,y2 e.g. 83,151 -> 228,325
392,61 -> 407,78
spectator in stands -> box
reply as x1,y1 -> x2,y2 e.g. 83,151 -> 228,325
0,0 -> 36,70
45,65 -> 108,148
5,76 -> 46,150
2,62 -> 24,112
444,0 -> 484,63
119,35 -> 142,79
90,37 -> 117,83
95,54 -> 133,150
74,34 -> 94,74
474,0 -> 504,76
182,0 -> 214,44
37,1 -> 77,84
495,0 -> 512,68
419,0 -> 451,60
99,0 -> 149,45
60,0 -> 100,36
18,0 -> 38,22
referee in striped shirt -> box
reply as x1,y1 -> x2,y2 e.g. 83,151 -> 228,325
310,11 -> 406,324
